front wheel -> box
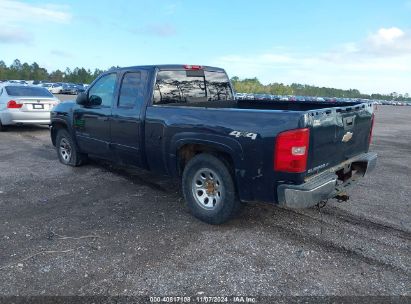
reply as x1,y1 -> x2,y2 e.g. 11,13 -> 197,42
56,129 -> 87,166
182,153 -> 241,224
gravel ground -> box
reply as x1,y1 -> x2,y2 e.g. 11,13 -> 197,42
0,104 -> 410,297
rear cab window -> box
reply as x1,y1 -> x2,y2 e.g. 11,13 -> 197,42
153,68 -> 233,106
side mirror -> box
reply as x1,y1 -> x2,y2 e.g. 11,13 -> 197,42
89,95 -> 102,106
76,92 -> 88,105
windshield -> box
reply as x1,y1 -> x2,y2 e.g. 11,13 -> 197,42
5,86 -> 54,97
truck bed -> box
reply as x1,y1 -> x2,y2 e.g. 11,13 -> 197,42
164,99 -> 364,111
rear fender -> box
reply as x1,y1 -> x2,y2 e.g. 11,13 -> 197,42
168,133 -> 250,199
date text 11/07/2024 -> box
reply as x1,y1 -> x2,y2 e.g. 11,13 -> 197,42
149,296 -> 257,302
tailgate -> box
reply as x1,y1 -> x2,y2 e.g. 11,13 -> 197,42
306,102 -> 374,176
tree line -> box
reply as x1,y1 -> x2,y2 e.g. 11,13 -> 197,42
231,77 -> 410,101
0,59 -> 106,84
0,59 -> 409,101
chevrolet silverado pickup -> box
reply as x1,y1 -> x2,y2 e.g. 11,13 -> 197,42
50,65 -> 377,224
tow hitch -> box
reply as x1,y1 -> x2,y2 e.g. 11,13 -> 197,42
335,192 -> 350,202
316,200 -> 328,209
316,200 -> 328,235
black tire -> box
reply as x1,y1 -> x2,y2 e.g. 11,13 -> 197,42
56,129 -> 87,166
0,120 -> 5,132
182,153 -> 241,224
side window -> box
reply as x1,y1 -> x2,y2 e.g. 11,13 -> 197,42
88,73 -> 117,107
118,72 -> 142,108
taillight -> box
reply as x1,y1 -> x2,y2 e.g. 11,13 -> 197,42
7,100 -> 23,109
369,114 -> 375,145
274,128 -> 310,173
183,65 -> 203,70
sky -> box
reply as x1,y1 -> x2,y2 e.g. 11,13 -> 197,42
0,0 -> 410,94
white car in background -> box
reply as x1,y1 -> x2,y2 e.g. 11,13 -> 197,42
0,85 -> 59,131
40,83 -> 53,90
49,83 -> 64,94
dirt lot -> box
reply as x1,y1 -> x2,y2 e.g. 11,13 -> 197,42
0,103 -> 410,297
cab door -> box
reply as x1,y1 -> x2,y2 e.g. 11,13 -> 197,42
73,73 -> 118,157
110,70 -> 148,167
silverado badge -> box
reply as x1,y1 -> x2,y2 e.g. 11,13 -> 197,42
342,131 -> 353,142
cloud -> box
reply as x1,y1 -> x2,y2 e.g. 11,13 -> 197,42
322,27 -> 411,63
0,1 -> 72,45
0,0 -> 71,24
130,23 -> 177,37
213,27 -> 411,94
0,27 -> 32,45
365,27 -> 411,56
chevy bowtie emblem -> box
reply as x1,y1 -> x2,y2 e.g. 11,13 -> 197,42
342,131 -> 353,142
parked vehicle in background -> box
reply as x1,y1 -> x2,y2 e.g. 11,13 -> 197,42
254,94 -> 269,100
50,64 -> 377,224
61,84 -> 74,94
0,85 -> 59,130
49,83 -> 64,94
76,85 -> 86,94
40,83 -> 53,91
235,93 -> 246,100
61,83 -> 84,95
8,80 -> 28,85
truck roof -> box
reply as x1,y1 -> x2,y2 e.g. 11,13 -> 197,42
114,65 -> 226,72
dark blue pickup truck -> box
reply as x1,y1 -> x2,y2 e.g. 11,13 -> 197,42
50,65 -> 377,224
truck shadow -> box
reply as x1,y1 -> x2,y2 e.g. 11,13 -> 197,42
1,125 -> 49,133
89,158 -> 180,195
79,157 -> 411,248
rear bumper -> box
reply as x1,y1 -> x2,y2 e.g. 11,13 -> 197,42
0,110 -> 51,125
277,152 -> 377,208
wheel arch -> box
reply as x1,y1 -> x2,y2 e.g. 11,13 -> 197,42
168,134 -> 247,200
177,143 -> 236,176
169,134 -> 244,175
50,119 -> 69,146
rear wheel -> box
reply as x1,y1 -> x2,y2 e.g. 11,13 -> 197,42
56,129 -> 87,166
0,120 -> 4,132
182,153 -> 241,224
